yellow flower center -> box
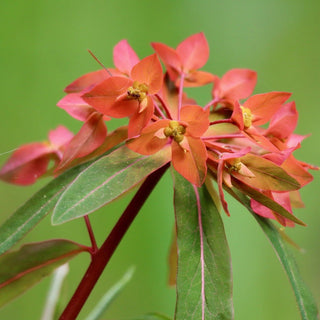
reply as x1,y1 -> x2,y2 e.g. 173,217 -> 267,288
163,120 -> 186,143
240,106 -> 252,128
227,158 -> 242,172
127,81 -> 149,102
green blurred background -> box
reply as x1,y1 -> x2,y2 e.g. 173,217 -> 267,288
0,0 -> 319,319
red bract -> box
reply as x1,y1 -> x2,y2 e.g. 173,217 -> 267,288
152,32 -> 214,87
127,105 -> 209,186
83,54 -> 163,137
212,68 -> 257,105
64,70 -> 112,94
265,101 -> 298,141
214,148 -> 252,216
230,91 -> 291,133
113,39 -> 140,76
58,93 -> 98,122
55,112 -> 108,172
57,73 -> 110,171
0,126 -> 73,185
251,191 -> 296,227
1,33 -> 317,228
228,92 -> 292,152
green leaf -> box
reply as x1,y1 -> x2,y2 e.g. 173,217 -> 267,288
52,145 -> 170,225
167,227 -> 178,286
225,187 -> 319,320
0,160 -> 96,256
255,217 -> 319,320
0,239 -> 86,307
86,267 -> 134,320
173,169 -> 233,320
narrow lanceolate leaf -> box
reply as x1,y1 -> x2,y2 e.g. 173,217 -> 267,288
230,177 -> 305,226
86,267 -> 135,320
255,217 -> 319,320
41,264 -> 69,320
0,160 -> 96,256
173,169 -> 233,320
0,240 -> 86,307
224,187 -> 319,320
52,145 -> 170,225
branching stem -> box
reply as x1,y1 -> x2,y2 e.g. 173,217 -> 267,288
155,94 -> 173,120
59,163 -> 169,320
84,215 -> 98,255
204,97 -> 219,111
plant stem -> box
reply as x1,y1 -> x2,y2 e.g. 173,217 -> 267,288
59,163 -> 169,320
155,93 -> 173,119
177,73 -> 185,120
84,215 -> 98,255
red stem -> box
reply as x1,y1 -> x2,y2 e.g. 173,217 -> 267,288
84,215 -> 98,255
155,93 -> 173,119
177,73 -> 185,120
209,119 -> 232,126
59,163 -> 169,320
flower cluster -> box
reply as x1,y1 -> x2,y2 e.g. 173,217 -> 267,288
1,33 -> 317,226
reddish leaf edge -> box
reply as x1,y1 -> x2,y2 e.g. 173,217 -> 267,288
0,144 -> 120,256
0,239 -> 88,307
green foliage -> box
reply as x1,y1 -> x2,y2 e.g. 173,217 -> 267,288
52,145 -> 170,225
173,170 -> 233,320
0,240 -> 86,307
228,187 -> 319,320
255,216 -> 319,320
0,160 -> 95,255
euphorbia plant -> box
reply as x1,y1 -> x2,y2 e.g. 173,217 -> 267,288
0,32 -> 318,320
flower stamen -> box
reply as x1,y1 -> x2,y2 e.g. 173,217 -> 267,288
240,106 -> 252,128
164,120 -> 186,143
127,81 -> 149,102
227,158 -> 242,172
